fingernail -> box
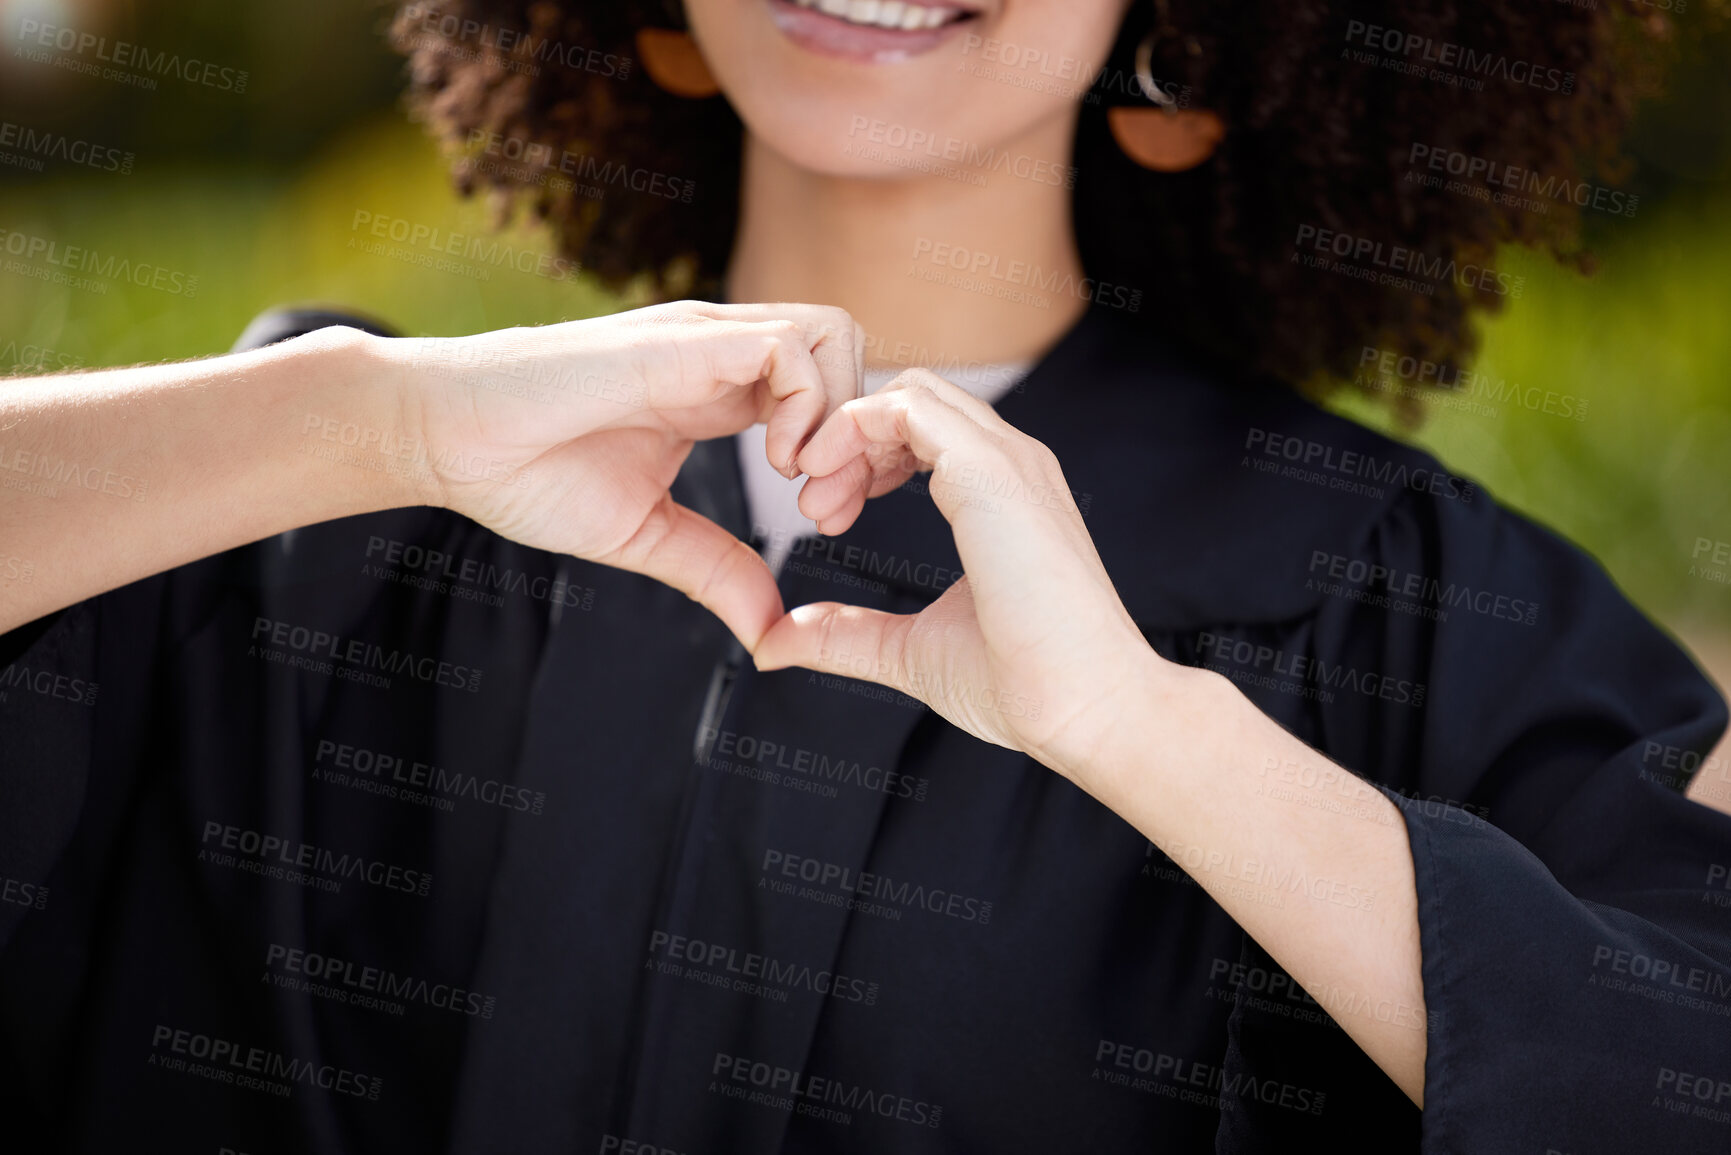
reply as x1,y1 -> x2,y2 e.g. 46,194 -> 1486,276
787,434 -> 812,476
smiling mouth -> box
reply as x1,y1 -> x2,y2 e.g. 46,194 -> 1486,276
786,0 -> 976,31
769,0 -> 982,61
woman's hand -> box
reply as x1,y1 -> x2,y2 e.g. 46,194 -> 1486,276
0,299 -> 859,640
752,369 -> 1430,1104
751,368 -> 1175,783
392,301 -> 863,649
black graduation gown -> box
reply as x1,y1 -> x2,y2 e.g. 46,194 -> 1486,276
2,305 -> 1729,1154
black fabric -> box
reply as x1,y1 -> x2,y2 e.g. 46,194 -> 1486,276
229,307 -> 399,353
2,304 -> 1728,1153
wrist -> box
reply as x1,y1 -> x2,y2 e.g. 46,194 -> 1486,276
1061,653 -> 1237,812
289,325 -> 442,513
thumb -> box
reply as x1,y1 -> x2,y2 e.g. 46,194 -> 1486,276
604,494 -> 785,651
753,601 -> 917,687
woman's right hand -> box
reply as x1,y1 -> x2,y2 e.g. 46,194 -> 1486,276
0,301 -> 860,642
388,301 -> 864,649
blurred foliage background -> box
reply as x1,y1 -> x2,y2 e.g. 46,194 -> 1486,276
2,0 -> 1730,688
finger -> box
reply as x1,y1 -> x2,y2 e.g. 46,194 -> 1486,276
690,318 -> 830,479
753,601 -> 917,688
675,302 -> 864,473
796,374 -> 991,504
794,375 -> 1102,616
681,301 -> 864,404
796,452 -> 872,533
877,366 -> 1017,434
858,444 -> 928,505
617,306 -> 853,473
792,385 -> 982,537
603,493 -> 785,651
756,326 -> 832,480
788,438 -> 922,535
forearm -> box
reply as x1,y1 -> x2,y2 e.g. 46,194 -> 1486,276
0,327 -> 423,632
1075,659 -> 1428,1105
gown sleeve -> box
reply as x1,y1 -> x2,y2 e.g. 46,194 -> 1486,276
1315,486 -> 1731,1153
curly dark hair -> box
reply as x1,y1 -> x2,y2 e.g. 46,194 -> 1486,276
388,0 -> 1680,403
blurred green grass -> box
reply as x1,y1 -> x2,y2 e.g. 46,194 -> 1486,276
0,115 -> 619,368
3,113 -> 1728,643
1330,197 -> 1731,640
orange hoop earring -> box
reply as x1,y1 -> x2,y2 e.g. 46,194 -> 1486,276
637,27 -> 721,98
1107,3 -> 1224,172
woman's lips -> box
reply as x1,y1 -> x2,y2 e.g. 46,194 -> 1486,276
768,0 -> 980,62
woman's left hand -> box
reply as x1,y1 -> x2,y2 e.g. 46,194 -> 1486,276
752,369 -> 1174,783
755,370 -> 1431,1106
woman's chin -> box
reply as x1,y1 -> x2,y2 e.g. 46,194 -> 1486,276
732,100 -> 965,181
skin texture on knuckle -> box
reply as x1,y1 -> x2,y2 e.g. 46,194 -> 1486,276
802,310 -> 858,373
805,305 -> 854,341
870,442 -> 922,477
885,392 -> 926,452
762,321 -> 809,374
896,367 -> 946,396
695,329 -> 762,392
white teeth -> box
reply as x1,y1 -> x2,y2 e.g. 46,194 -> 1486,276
794,0 -> 962,31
